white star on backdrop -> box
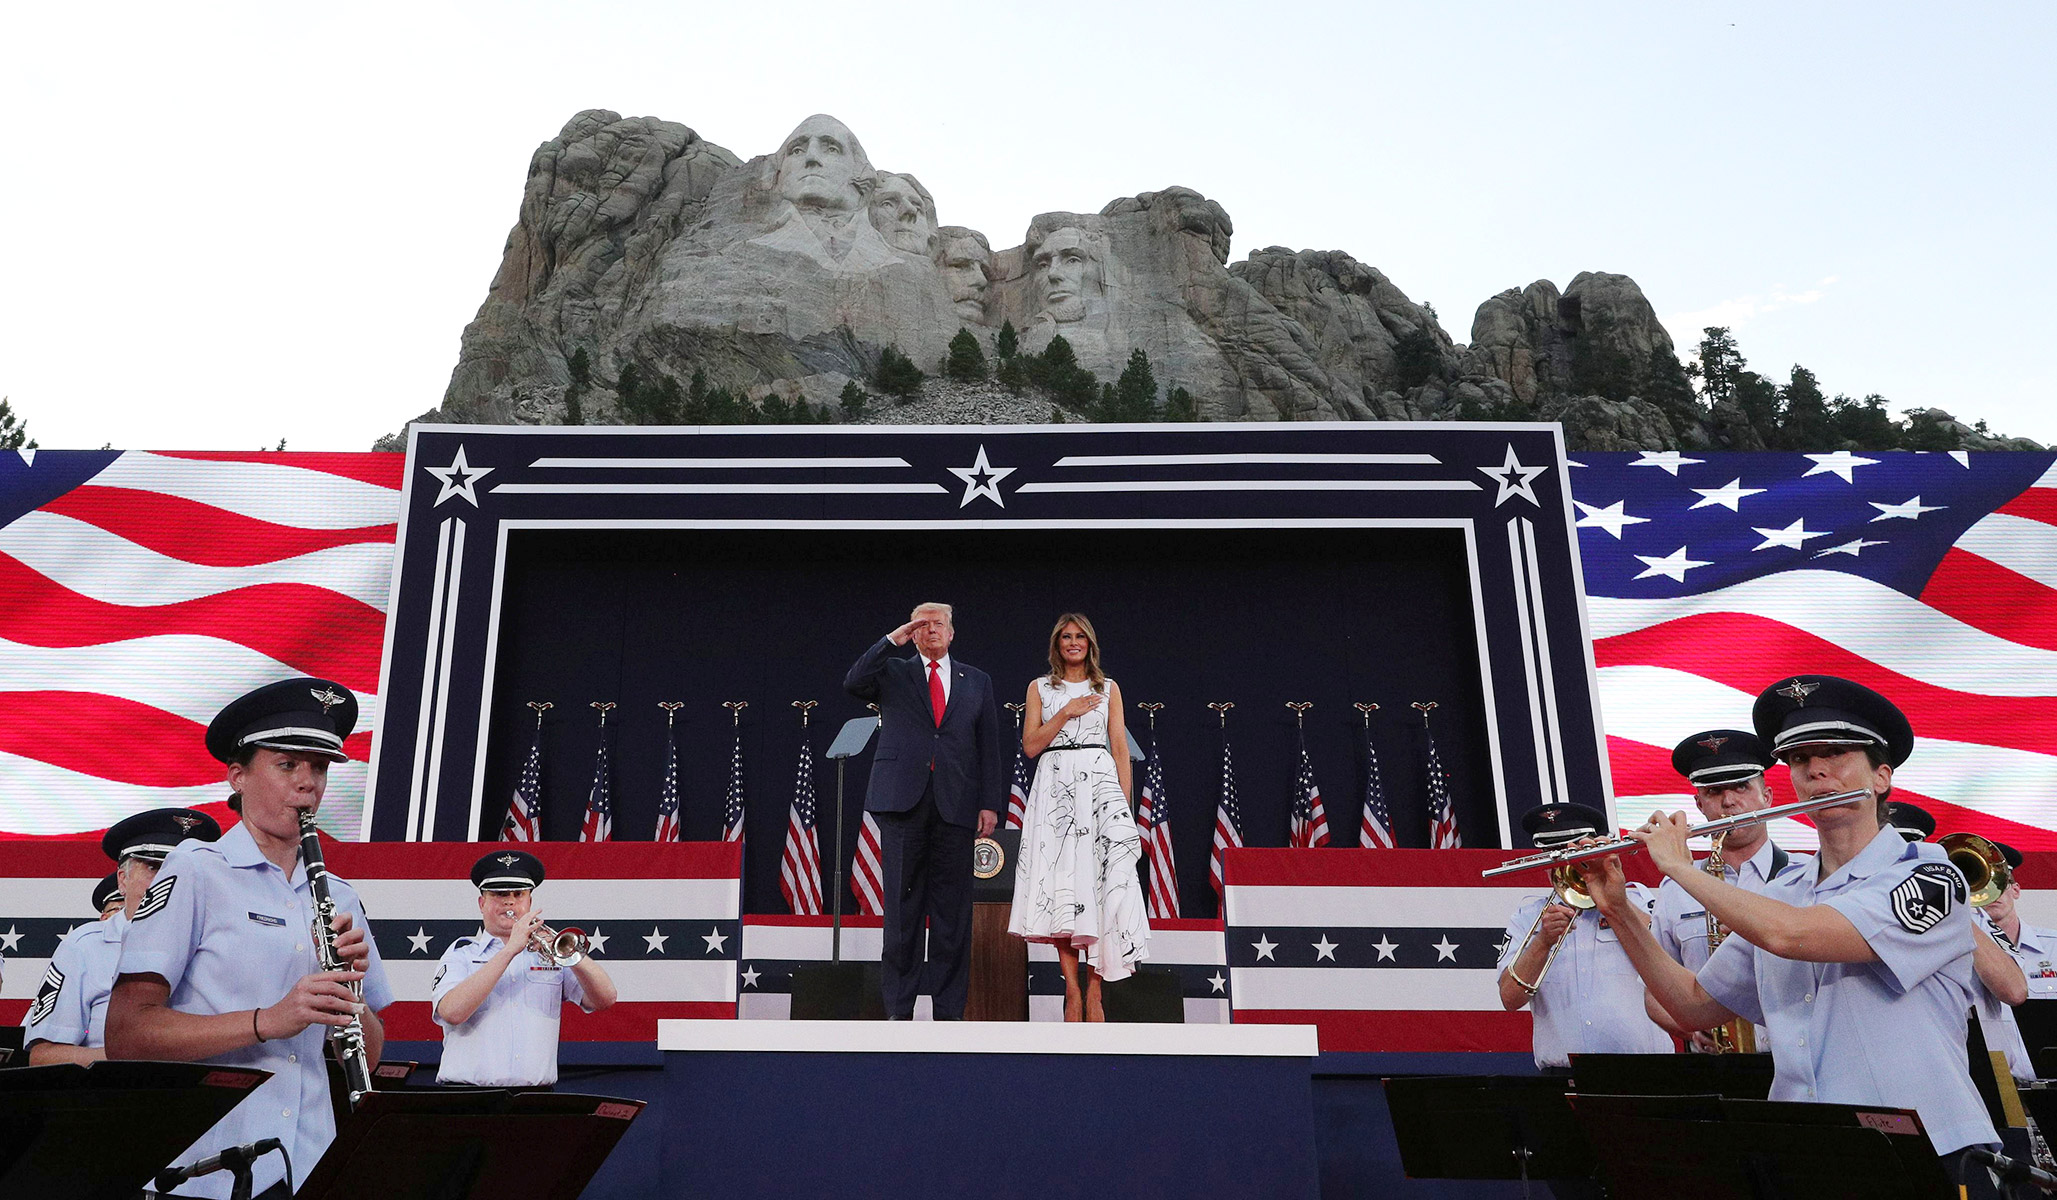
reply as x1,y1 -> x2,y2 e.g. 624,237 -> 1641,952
584,926 -> 609,955
1750,518 -> 1828,552
1633,546 -> 1713,582
425,443 -> 493,506
643,927 -> 669,954
407,927 -> 433,954
1371,935 -> 1399,961
1312,935 -> 1339,962
1208,972 -> 1227,994
0,925 -> 21,952
1870,496 -> 1945,522
740,965 -> 761,988
1949,451 -> 1971,468
1480,444 -> 1548,507
946,445 -> 1015,508
1573,499 -> 1649,539
1815,538 -> 1887,558
1802,451 -> 1879,483
702,928 -> 730,954
1629,451 -> 1704,476
1690,478 -> 1766,512
1252,934 -> 1278,961
1432,936 -> 1460,962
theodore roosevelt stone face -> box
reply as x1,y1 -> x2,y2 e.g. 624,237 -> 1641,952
935,227 -> 993,323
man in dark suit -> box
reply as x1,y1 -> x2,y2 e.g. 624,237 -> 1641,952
845,602 -> 1005,1019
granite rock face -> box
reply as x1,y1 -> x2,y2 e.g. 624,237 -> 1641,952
419,110 -> 1727,449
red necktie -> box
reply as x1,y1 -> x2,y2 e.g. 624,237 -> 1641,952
928,659 -> 946,727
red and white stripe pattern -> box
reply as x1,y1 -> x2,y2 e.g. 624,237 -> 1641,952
1137,736 -> 1180,919
0,451 -> 400,839
778,729 -> 824,915
851,812 -> 885,916
1584,453 -> 2057,849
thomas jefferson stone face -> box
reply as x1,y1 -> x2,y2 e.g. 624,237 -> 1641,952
1033,227 -> 1100,323
775,115 -> 868,212
936,229 -> 993,323
872,172 -> 936,255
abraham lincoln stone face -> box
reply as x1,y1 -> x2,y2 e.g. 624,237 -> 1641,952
1032,227 -> 1102,324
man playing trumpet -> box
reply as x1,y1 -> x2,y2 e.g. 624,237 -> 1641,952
1580,675 -> 2001,1186
433,850 -> 617,1088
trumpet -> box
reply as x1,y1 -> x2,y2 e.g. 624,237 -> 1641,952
1506,863 -> 1597,993
1482,789 -> 1874,879
530,924 -> 590,967
1939,831 -> 2013,907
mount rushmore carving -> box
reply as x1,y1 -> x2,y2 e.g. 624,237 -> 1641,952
421,110 -> 1724,448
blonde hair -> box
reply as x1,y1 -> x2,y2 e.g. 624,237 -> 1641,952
911,602 -> 954,625
1046,613 -> 1106,693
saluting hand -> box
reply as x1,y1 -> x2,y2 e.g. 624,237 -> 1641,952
888,618 -> 930,646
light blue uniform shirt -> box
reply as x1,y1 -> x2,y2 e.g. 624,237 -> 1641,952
2008,922 -> 2057,1002
118,822 -> 394,1199
1653,841 -> 1811,1047
431,933 -> 590,1086
1499,883 -> 1673,1068
1699,824 -> 1997,1156
1970,909 -> 2034,1082
24,914 -> 126,1049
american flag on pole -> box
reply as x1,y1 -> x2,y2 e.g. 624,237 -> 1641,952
1287,733 -> 1330,849
578,721 -> 613,843
0,450 -> 398,841
1358,722 -> 1395,849
651,712 -> 682,843
721,714 -> 746,844
1136,733 -> 1180,919
1005,744 -> 1030,832
501,718 -> 543,842
1577,451 -> 2057,849
1209,726 -> 1244,898
778,720 -> 824,915
852,813 -> 885,916
1422,717 -> 1461,850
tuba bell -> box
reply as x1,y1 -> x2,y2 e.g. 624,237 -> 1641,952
1939,832 -> 2012,908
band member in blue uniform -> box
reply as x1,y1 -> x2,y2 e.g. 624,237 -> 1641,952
1647,729 -> 1808,1049
433,850 -> 617,1087
25,807 -> 221,1064
109,679 -> 393,1200
1583,675 -> 2001,1189
94,873 -> 124,920
1497,802 -> 1672,1070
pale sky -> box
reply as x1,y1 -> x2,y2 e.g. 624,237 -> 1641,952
3,1 -> 2050,451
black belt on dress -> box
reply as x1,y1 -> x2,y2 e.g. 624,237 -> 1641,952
1048,742 -> 1108,751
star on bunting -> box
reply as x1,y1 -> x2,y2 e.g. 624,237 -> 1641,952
1312,935 -> 1339,961
1432,936 -> 1460,962
947,445 -> 1015,508
702,927 -> 730,954
1750,518 -> 1829,551
1573,499 -> 1649,539
1633,546 -> 1713,582
1371,935 -> 1399,961
1690,478 -> 1766,512
426,443 -> 493,507
643,926 -> 670,954
1802,451 -> 1880,483
1252,934 -> 1278,961
407,928 -> 433,954
1629,451 -> 1704,476
1480,443 -> 1548,507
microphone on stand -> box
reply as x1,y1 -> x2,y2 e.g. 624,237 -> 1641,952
154,1137 -> 284,1199
1966,1147 -> 2057,1194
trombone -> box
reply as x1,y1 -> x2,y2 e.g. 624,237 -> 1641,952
1507,862 -> 1597,992
1482,789 -> 1873,880
1939,831 -> 2013,907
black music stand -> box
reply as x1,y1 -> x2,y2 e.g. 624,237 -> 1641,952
1572,1093 -> 1955,1200
2014,998 -> 2057,1079
0,1060 -> 271,1199
1382,1075 -> 1595,1193
296,1088 -> 643,1200
1570,1051 -> 1775,1099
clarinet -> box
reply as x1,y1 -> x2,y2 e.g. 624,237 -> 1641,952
298,809 -> 374,1107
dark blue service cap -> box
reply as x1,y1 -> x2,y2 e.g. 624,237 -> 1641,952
92,872 -> 122,914
1522,802 -> 1610,848
1751,675 -> 1914,767
1672,729 -> 1773,788
1887,802 -> 1935,842
473,849 -> 546,891
101,807 -> 222,864
206,678 -> 358,764
1996,841 -> 2024,872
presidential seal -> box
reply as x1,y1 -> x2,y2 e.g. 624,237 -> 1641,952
972,836 -> 1005,880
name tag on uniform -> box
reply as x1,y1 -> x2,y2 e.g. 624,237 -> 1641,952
247,912 -> 287,927
1681,909 -> 1708,921
529,964 -> 560,974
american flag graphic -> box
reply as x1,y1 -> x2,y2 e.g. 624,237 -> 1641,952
1209,729 -> 1244,898
1287,737 -> 1330,849
579,728 -> 613,843
0,450 -> 397,840
1358,723 -> 1395,849
1136,733 -> 1180,919
852,812 -> 885,916
1423,722 -> 1461,850
778,724 -> 824,915
1578,451 -> 2057,848
502,720 -> 543,842
651,717 -> 682,843
1005,744 -> 1030,832
721,719 -> 746,844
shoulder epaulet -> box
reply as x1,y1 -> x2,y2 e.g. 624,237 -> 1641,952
450,935 -> 477,949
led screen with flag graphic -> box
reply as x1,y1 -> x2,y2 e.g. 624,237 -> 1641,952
0,445 -> 2053,849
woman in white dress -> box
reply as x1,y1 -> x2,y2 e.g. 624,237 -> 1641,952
1009,613 -> 1151,1021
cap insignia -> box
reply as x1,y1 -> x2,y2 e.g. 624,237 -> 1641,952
1697,735 -> 1729,753
1775,679 -> 1820,704
171,814 -> 201,832
310,687 -> 348,714
497,854 -> 520,868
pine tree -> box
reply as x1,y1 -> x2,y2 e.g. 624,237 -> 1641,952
840,379 -> 870,418
1393,327 -> 1444,390
945,328 -> 988,381
761,394 -> 793,424
1106,349 -> 1158,421
1695,327 -> 1746,408
1163,386 -> 1198,423
1776,365 -> 1832,450
996,320 -> 1019,361
875,344 -> 925,399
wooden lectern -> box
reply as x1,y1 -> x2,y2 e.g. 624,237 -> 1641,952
968,828 -> 1028,1020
